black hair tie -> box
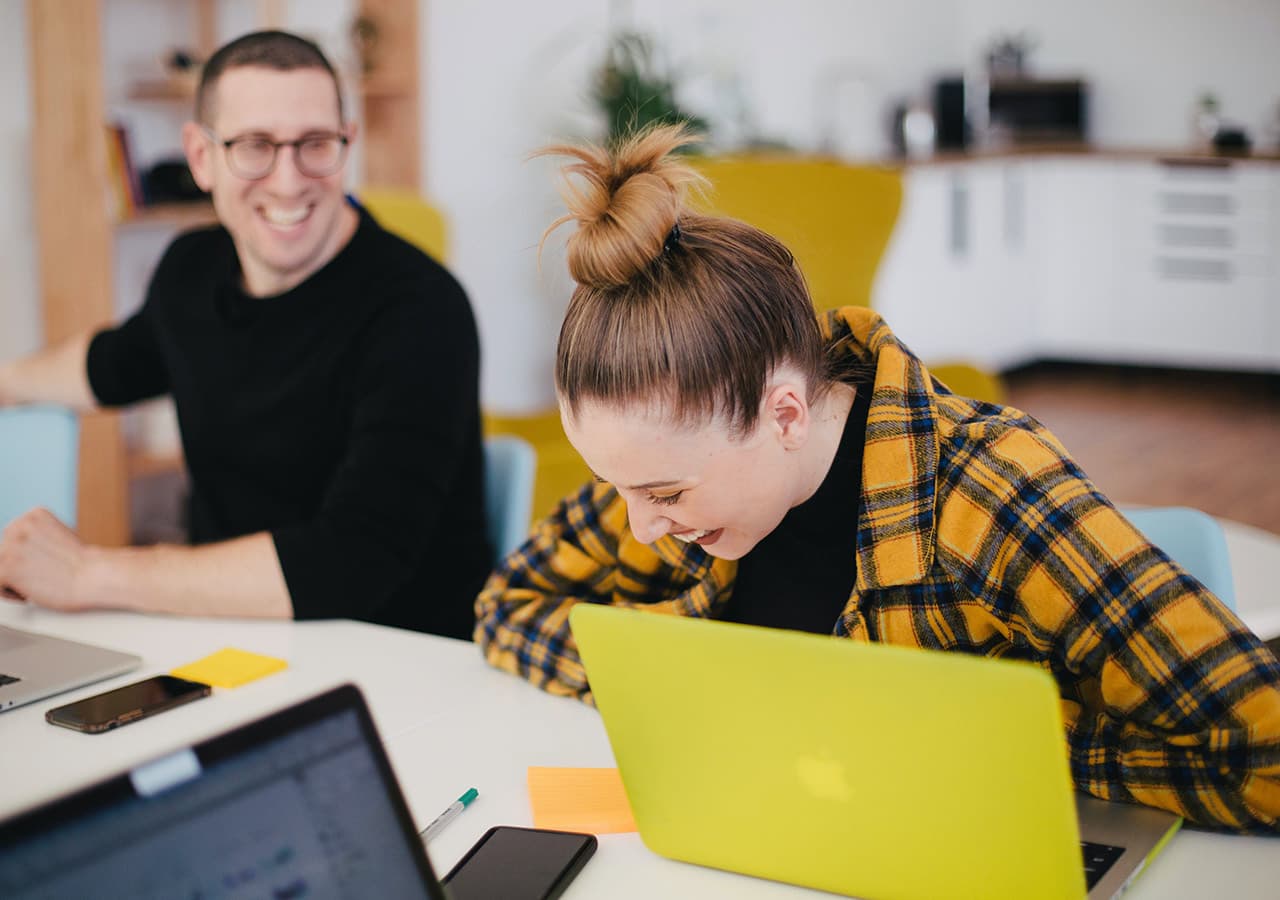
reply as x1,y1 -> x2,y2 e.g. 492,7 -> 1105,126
663,221 -> 682,254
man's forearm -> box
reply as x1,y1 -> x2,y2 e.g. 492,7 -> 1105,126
0,332 -> 98,410
80,532 -> 294,619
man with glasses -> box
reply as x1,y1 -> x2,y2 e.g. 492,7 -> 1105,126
0,31 -> 489,639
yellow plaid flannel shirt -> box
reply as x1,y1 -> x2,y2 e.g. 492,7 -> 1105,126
476,307 -> 1280,833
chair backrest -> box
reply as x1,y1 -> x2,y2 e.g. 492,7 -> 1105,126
484,410 -> 593,525
484,435 -> 536,565
689,156 -> 902,311
928,361 -> 1008,405
1122,506 -> 1235,610
358,189 -> 450,262
0,406 -> 79,528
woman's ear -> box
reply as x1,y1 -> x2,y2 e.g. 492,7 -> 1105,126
763,380 -> 810,451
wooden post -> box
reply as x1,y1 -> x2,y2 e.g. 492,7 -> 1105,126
27,0 -> 130,546
358,0 -> 421,190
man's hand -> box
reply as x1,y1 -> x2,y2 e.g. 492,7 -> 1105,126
1,511 -> 292,619
0,508 -> 99,611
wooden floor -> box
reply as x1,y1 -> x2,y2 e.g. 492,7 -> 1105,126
1002,363 -> 1280,537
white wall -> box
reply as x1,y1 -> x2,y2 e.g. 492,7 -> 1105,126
425,0 -> 1280,413
5,1 -> 1279,413
959,0 -> 1280,147
426,0 -> 968,412
423,0 -> 608,414
0,1 -> 40,364
630,0 -> 963,155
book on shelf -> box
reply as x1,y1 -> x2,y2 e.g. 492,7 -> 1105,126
104,122 -> 143,220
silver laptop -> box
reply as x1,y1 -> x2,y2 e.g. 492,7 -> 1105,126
0,625 -> 141,712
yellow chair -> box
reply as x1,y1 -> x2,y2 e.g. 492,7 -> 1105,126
927,362 -> 1007,405
689,156 -> 902,311
359,188 -> 449,262
690,156 -> 1006,404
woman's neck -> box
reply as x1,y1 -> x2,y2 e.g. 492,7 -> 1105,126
794,382 -> 857,507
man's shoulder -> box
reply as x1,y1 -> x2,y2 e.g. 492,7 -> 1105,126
166,223 -> 230,256
155,224 -> 232,278
345,224 -> 476,340
358,219 -> 464,293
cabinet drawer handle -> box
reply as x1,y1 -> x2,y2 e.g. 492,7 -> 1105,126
1158,224 -> 1234,249
949,175 -> 968,256
1159,192 -> 1234,215
1156,257 -> 1233,282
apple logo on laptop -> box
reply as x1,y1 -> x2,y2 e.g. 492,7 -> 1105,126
795,750 -> 851,803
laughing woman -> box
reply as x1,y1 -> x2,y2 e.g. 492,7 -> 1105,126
475,125 -> 1280,833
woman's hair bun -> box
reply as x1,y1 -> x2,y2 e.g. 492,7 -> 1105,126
538,124 -> 704,290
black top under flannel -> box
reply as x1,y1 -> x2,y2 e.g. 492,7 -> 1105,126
725,378 -> 872,633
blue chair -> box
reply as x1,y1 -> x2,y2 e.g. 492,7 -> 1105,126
1122,506 -> 1235,610
0,406 -> 79,529
484,435 -> 536,565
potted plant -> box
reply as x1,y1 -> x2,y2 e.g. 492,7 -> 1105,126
593,31 -> 709,146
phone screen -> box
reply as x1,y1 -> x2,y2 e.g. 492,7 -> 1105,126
442,826 -> 596,900
46,675 -> 211,733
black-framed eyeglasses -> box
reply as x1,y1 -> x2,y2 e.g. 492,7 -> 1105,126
201,127 -> 350,180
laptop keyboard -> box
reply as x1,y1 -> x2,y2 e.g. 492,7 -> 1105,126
1081,840 -> 1126,889
0,674 -> 20,687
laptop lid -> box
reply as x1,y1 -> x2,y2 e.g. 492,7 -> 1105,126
0,683 -> 447,899
0,625 -> 141,712
570,604 -> 1177,900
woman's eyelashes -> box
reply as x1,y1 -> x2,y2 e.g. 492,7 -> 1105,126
648,491 -> 683,507
591,474 -> 684,507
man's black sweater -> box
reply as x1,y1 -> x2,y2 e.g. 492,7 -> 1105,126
87,205 -> 489,638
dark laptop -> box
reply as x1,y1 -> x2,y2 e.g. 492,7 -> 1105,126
0,684 -> 447,899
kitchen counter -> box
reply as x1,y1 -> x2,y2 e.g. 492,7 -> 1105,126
897,143 -> 1280,167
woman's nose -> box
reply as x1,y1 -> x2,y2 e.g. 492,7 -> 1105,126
627,502 -> 673,545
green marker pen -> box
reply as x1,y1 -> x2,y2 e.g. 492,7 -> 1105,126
420,787 -> 479,842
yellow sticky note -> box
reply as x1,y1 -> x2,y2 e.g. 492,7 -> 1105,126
171,647 -> 288,689
527,766 -> 637,834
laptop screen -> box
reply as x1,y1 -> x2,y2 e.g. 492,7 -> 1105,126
0,685 -> 444,899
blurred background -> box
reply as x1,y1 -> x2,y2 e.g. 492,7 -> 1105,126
1,0 -> 1277,547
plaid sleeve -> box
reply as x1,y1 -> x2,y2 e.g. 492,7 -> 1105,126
474,481 -> 735,703
936,416 -> 1280,833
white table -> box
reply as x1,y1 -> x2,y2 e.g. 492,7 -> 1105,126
1223,518 -> 1280,641
1,601 -> 1276,898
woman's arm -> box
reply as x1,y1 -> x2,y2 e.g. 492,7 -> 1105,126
475,481 -> 735,702
938,423 -> 1280,833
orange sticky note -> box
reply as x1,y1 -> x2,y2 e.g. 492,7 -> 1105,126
527,766 -> 637,834
170,647 -> 288,689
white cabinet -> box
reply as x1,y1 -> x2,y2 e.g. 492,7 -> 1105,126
1273,169 -> 1280,370
873,165 -> 955,360
875,155 -> 1280,373
1028,159 -> 1121,360
874,160 -> 1035,370
1111,159 -> 1277,369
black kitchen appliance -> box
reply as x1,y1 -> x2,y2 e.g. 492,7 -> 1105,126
986,77 -> 1088,143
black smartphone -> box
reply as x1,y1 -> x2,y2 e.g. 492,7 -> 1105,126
45,675 -> 211,733
441,826 -> 597,900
